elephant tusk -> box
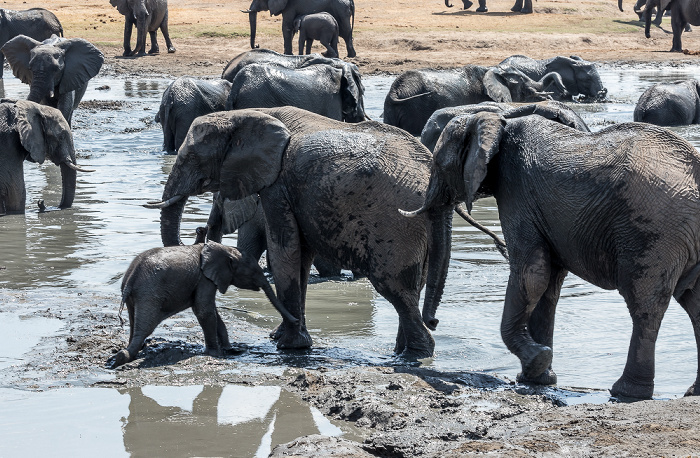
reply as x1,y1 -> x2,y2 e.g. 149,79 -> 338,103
398,207 -> 424,218
65,161 -> 94,173
241,9 -> 253,13
143,194 -> 184,209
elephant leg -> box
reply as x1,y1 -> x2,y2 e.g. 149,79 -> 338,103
57,91 -> 78,127
122,18 -> 134,56
112,300 -> 161,368
671,12 -> 685,52
313,256 -> 341,277
282,20 -> 295,55
520,0 -> 533,14
336,14 -> 356,58
298,32 -> 305,55
320,39 -> 337,58
148,30 -> 160,54
306,39 -> 313,55
671,288 -> 700,396
0,53 -> 4,78
192,281 -> 224,356
476,0 -> 489,12
653,6 -> 664,25
516,266 -> 568,386
510,0 -> 523,12
215,310 -> 232,350
160,12 -> 176,53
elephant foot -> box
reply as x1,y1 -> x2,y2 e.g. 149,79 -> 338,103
685,24 -> 692,32
148,48 -> 160,55
205,346 -> 224,357
519,344 -> 552,380
168,46 -> 176,53
476,6 -> 488,12
684,382 -> 699,396
517,368 -> 557,385
610,375 -> 654,400
397,346 -> 434,361
346,49 -> 357,58
275,325 -> 313,349
520,7 -> 533,13
106,349 -> 132,369
122,50 -> 133,57
462,0 -> 474,9
670,47 -> 684,53
510,5 -> 521,11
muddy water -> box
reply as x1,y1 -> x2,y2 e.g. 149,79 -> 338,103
1,65 -> 700,454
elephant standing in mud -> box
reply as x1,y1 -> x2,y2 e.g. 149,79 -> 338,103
402,109 -> 700,400
0,8 -> 63,78
107,241 -> 298,369
156,77 -> 232,153
293,12 -> 339,57
0,100 -> 86,215
110,0 -> 175,57
634,79 -> 700,126
1,35 -> 104,126
148,106 -> 450,358
243,0 -> 355,57
383,65 -> 569,136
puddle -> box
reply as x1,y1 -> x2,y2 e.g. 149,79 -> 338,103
0,313 -> 63,370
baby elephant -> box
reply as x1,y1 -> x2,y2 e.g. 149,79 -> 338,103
634,79 -> 700,126
107,241 -> 298,369
293,12 -> 339,58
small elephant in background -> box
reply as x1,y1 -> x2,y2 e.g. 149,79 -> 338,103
110,0 -> 175,57
634,79 -> 700,126
155,77 -> 232,153
1,35 -> 104,126
445,0 -> 530,13
107,241 -> 298,369
293,12 -> 339,58
0,8 -> 63,78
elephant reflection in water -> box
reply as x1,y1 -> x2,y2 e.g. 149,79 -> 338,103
121,386 -> 331,456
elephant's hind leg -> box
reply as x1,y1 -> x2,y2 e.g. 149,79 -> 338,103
159,12 -> 176,53
148,30 -> 160,54
675,288 -> 700,396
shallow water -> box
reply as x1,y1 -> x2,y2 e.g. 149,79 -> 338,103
1,64 -> 700,453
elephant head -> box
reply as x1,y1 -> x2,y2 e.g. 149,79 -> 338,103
145,110 -> 291,247
545,56 -> 607,101
242,0 -> 287,49
483,67 -> 569,103
341,64 -> 368,122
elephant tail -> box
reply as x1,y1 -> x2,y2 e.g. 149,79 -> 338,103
455,204 -> 508,260
388,91 -> 433,103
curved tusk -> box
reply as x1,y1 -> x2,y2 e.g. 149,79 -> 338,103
398,207 -> 424,218
143,194 -> 183,209
241,9 -> 253,12
65,162 -> 94,173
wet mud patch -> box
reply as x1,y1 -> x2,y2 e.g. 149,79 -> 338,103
79,100 -> 128,110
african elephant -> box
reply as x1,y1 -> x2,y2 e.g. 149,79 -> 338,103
383,65 -> 569,137
1,35 -> 104,126
294,12 -> 339,57
402,110 -> 700,400
148,106 -> 450,358
0,100 -> 86,216
107,241 -> 298,369
634,79 -> 700,126
110,0 -> 175,57
637,0 -> 699,51
0,8 -> 63,78
243,0 -> 356,57
155,77 -> 232,153
497,55 -> 608,102
226,63 -> 367,123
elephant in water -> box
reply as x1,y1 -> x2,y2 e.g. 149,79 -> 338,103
0,8 -> 63,78
110,0 -> 175,57
634,79 -> 700,126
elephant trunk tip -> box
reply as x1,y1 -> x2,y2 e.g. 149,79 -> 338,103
424,314 -> 439,331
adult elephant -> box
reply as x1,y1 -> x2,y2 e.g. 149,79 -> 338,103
147,106 -> 450,358
383,65 -> 569,137
639,0 -> 700,52
402,110 -> 700,400
0,100 -> 87,215
634,79 -> 700,126
0,8 -> 63,78
243,0 -> 356,57
1,35 -> 104,126
226,63 -> 367,123
110,0 -> 175,57
156,77 -> 232,153
497,55 -> 608,102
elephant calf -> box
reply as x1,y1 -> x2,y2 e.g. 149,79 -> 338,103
634,79 -> 700,126
293,12 -> 339,58
107,241 -> 297,369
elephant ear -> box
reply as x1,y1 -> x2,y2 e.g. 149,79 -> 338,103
222,194 -> 261,233
110,0 -> 131,16
503,102 -> 590,132
56,38 -> 104,94
269,0 -> 288,15
15,100 -> 48,164
340,64 -> 365,122
1,35 -> 41,85
201,241 -> 235,294
482,68 -> 513,103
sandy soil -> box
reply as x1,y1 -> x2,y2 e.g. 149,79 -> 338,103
3,0 -> 700,456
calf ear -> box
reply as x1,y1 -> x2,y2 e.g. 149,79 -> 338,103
483,69 -> 513,103
110,0 -> 131,16
15,100 -> 47,164
340,64 -> 365,121
201,241 -> 234,294
1,35 -> 40,85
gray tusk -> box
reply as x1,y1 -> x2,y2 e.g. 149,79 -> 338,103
143,194 -> 183,209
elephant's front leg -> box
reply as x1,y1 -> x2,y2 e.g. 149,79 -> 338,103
670,13 -> 685,52
122,18 -> 134,56
192,281 -> 226,356
148,30 -> 160,54
282,19 -> 295,55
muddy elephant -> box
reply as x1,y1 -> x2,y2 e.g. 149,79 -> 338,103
0,100 -> 87,215
1,35 -> 103,126
403,109 -> 700,400
156,77 -> 232,153
0,8 -> 63,78
226,62 -> 367,123
110,0 -> 175,57
148,106 -> 450,358
293,12 -> 339,57
107,241 -> 298,369
634,79 -> 700,126
243,0 -> 355,57
383,65 -> 568,136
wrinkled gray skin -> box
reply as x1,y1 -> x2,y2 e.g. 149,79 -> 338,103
293,12 -> 339,58
155,77 -> 232,153
420,100 -> 590,152
244,0 -> 355,57
0,8 -> 63,78
405,110 -> 700,400
0,100 -> 81,215
383,65 -> 569,137
110,0 -> 175,57
226,63 -> 367,123
1,35 -> 103,126
152,107 -> 450,358
106,241 -> 298,369
634,79 -> 700,126
497,55 -> 608,102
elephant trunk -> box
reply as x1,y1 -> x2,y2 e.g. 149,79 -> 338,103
645,6 -> 653,38
421,208 -> 453,331
540,72 -> 569,100
160,197 -> 188,246
27,75 -> 53,104
446,0 -> 454,7
618,0 -> 624,11
249,11 -> 259,49
261,283 -> 300,324
58,162 -> 77,209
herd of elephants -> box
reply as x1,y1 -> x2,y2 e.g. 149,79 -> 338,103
2,0 -> 700,402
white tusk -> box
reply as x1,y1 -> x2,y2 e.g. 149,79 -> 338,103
143,195 -> 183,209
66,162 -> 94,172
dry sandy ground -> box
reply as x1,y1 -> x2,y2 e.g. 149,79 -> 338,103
4,0 -> 700,456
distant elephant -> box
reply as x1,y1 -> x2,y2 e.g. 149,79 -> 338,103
636,0 -> 699,51
148,106 -> 450,358
226,62 -> 367,123
497,55 -> 608,102
0,100 -> 87,215
383,65 -> 569,136
155,77 -> 232,153
0,8 -> 63,78
1,35 -> 104,126
243,0 -> 356,57
402,110 -> 700,400
110,0 -> 175,57
107,241 -> 298,369
634,79 -> 700,126
293,12 -> 339,57
445,0 -> 487,12
445,0 -> 530,13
